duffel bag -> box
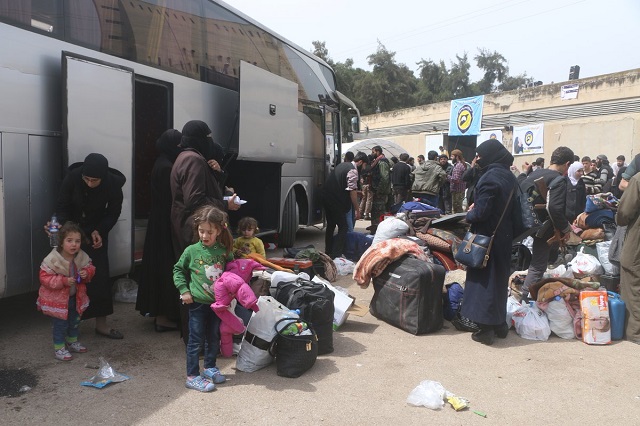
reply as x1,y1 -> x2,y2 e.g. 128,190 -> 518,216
271,318 -> 318,378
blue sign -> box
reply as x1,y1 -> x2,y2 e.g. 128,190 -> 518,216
448,95 -> 484,136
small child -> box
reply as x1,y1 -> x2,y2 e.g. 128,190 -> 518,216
174,205 -> 233,392
233,216 -> 265,257
37,222 -> 96,361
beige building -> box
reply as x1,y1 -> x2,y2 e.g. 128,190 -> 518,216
356,69 -> 640,167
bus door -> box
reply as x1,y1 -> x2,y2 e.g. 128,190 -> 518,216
324,105 -> 339,171
62,52 -> 133,276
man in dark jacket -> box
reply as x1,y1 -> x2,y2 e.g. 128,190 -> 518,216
391,153 -> 412,204
521,146 -> 575,297
322,152 -> 367,258
595,154 -> 614,192
368,146 -> 391,234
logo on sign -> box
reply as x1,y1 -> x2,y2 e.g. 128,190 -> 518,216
456,105 -> 473,134
524,130 -> 534,146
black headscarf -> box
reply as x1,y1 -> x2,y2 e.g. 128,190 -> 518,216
156,129 -> 183,163
180,120 -> 214,160
82,153 -> 109,179
475,139 -> 513,170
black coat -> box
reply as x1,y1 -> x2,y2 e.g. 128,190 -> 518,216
460,163 -> 517,325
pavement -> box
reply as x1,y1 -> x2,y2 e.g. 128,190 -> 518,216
2,221 -> 640,425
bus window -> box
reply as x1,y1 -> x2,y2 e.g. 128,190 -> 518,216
0,0 -> 63,36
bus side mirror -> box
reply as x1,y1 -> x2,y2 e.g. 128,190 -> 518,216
350,116 -> 360,133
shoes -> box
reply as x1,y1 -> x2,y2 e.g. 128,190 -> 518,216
55,347 -> 73,361
364,214 -> 371,220
495,323 -> 509,339
233,342 -> 242,356
451,313 -> 481,333
203,367 -> 226,384
67,341 -> 87,353
185,376 -> 215,392
471,328 -> 495,345
95,328 -> 124,339
154,320 -> 178,332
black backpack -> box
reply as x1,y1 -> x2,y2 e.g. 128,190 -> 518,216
515,170 -> 563,235
274,278 -> 335,355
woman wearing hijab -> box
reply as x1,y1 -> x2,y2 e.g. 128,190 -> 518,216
566,161 -> 586,222
170,120 -> 240,260
55,153 -> 126,339
459,139 -> 518,345
136,129 -> 184,331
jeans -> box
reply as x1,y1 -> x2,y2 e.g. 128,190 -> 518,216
325,201 -> 349,258
345,208 -> 355,232
186,302 -> 221,377
52,296 -> 81,348
523,236 -> 554,291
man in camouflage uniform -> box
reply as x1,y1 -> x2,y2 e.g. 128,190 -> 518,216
368,145 -> 391,235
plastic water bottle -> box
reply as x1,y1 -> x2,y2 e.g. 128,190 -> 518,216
49,214 -> 60,247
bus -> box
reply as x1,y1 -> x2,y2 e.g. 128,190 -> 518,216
0,0 -> 360,298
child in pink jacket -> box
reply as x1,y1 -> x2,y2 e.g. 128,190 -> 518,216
37,222 -> 95,361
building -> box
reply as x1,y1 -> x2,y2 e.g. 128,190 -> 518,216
356,69 -> 640,166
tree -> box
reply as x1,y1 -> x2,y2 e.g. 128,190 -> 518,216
311,40 -> 332,65
498,73 -> 534,92
474,48 -> 508,94
444,53 -> 472,99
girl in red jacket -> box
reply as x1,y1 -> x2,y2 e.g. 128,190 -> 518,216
37,222 -> 96,361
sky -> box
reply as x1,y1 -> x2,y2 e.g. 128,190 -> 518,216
224,0 -> 640,85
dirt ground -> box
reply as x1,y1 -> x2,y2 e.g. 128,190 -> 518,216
2,221 -> 640,425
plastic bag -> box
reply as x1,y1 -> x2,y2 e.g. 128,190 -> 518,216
406,380 -> 446,409
542,299 -> 576,339
333,257 -> 355,276
81,357 -> 130,388
543,264 -> 573,279
371,216 -> 409,246
114,278 -> 138,303
596,241 -> 618,276
512,303 -> 551,341
569,247 -> 604,277
236,296 -> 298,372
506,295 -> 522,328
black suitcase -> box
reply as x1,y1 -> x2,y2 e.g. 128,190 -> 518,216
274,278 -> 335,354
370,256 -> 445,334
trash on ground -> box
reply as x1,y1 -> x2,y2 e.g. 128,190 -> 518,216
407,380 -> 470,412
80,357 -> 130,389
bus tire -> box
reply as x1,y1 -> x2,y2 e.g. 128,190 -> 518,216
280,190 -> 298,248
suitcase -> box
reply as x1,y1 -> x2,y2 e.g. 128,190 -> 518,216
343,231 -> 374,262
267,257 -> 314,277
370,256 -> 445,334
274,278 -> 335,354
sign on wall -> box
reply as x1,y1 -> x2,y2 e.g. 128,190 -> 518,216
512,123 -> 544,156
448,95 -> 484,136
477,129 -> 503,146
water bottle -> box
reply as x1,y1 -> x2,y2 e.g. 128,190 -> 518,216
281,322 -> 302,336
49,214 -> 60,247
607,291 -> 626,341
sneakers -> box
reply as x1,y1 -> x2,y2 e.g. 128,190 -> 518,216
203,367 -> 226,384
67,341 -> 87,353
233,342 -> 242,356
185,376 -> 215,392
54,347 -> 73,361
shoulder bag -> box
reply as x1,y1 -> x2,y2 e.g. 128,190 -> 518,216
454,187 -> 515,269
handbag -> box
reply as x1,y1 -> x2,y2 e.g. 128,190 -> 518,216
271,318 -> 318,378
454,187 -> 515,269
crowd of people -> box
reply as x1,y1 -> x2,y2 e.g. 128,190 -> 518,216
336,142 -> 638,346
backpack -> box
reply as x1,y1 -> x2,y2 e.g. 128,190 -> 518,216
515,170 -> 563,234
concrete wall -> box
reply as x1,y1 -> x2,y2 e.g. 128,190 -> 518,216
358,69 -> 640,165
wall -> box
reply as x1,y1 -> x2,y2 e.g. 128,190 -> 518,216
358,69 -> 640,164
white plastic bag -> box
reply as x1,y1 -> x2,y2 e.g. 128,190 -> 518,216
543,264 -> 573,279
542,299 -> 576,339
506,295 -> 522,328
236,296 -> 298,372
406,380 -> 446,409
512,303 -> 551,341
333,257 -> 355,275
114,278 -> 138,303
596,241 -> 618,276
371,216 -> 409,246
569,247 -> 604,277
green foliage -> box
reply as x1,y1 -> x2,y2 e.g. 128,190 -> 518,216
309,40 -> 534,139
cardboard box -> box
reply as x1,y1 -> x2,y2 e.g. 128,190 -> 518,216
311,276 -> 366,329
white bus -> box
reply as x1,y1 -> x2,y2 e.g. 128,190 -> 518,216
0,0 -> 360,298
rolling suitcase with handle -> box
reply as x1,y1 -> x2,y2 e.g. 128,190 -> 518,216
370,255 -> 445,334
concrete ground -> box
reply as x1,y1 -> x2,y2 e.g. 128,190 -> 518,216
1,220 -> 640,425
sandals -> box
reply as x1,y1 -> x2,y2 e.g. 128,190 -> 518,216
95,328 -> 124,339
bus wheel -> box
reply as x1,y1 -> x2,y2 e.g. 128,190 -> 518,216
279,190 -> 298,248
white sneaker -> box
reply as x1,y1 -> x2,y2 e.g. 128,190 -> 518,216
55,347 -> 73,361
233,342 -> 242,355
67,341 -> 88,353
